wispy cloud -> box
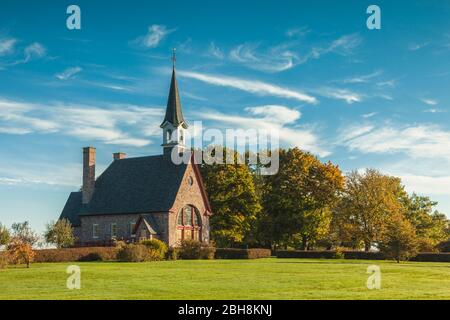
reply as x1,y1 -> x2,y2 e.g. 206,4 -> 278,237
408,42 -> 430,51
208,42 -> 224,59
424,108 -> 446,113
228,43 -> 298,73
285,26 -> 310,38
0,38 -> 17,56
421,98 -> 438,106
315,87 -> 362,104
177,70 -> 318,104
196,105 -> 330,157
0,98 -> 164,147
339,123 -> 450,162
133,24 -> 176,48
55,67 -> 82,80
362,112 -> 377,118
340,70 -> 382,84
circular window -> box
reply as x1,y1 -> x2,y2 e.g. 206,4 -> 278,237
188,176 -> 194,185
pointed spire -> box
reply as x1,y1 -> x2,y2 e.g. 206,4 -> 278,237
160,48 -> 188,129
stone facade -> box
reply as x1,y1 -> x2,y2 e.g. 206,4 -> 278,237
75,162 -> 210,246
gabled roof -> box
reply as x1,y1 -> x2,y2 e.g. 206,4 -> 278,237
160,69 -> 188,129
133,214 -> 160,235
59,192 -> 82,227
82,155 -> 188,215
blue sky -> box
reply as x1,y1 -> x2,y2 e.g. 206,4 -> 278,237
0,0 -> 449,233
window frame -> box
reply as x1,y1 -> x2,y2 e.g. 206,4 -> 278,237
110,223 -> 118,239
176,205 -> 202,241
92,224 -> 99,239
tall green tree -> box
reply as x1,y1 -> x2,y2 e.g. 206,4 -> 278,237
337,169 -> 404,251
401,194 -> 449,251
0,223 -> 10,246
200,148 -> 261,247
44,219 -> 75,248
263,148 -> 344,250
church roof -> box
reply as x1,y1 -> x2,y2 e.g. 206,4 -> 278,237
60,192 -> 82,227
160,68 -> 188,129
59,155 -> 189,225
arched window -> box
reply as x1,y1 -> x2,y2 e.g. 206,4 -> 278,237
166,129 -> 172,142
176,205 -> 202,243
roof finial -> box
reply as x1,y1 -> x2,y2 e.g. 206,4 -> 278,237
172,48 -> 176,70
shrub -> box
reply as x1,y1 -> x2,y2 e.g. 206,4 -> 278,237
178,240 -> 215,260
166,247 -> 179,260
116,244 -> 161,262
7,239 -> 35,268
140,239 -> 168,260
34,247 -> 117,263
215,248 -> 271,259
333,247 -> 345,259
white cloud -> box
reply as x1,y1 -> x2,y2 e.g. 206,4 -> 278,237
285,27 -> 310,38
316,87 -> 362,104
421,98 -> 438,106
424,108 -> 446,113
23,42 -> 46,62
196,105 -> 330,157
362,112 -> 377,118
340,70 -> 382,84
208,42 -> 224,59
399,174 -> 450,196
177,70 -> 318,104
339,123 -> 450,162
55,67 -> 82,80
134,24 -> 175,48
229,43 -> 298,73
0,38 -> 17,56
0,98 -> 164,147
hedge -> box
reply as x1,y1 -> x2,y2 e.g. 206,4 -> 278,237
275,250 -> 449,262
34,247 -> 117,263
411,253 -> 450,262
215,248 -> 272,259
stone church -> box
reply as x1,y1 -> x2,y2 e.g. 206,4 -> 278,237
59,63 -> 212,247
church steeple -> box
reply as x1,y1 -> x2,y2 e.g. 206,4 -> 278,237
161,49 -> 188,158
160,48 -> 188,129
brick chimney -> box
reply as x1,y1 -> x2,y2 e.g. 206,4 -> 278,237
113,152 -> 126,161
82,146 -> 96,204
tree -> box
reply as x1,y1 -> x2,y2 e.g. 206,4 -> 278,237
7,239 -> 35,268
11,221 -> 39,246
401,194 -> 449,251
378,214 -> 419,263
0,223 -> 10,246
200,148 -> 262,247
44,219 -> 75,248
263,148 -> 344,250
336,169 -> 404,251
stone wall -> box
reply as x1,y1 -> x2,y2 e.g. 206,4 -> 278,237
79,213 -> 168,244
168,162 -> 210,247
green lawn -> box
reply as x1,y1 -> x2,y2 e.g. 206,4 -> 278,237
0,258 -> 449,299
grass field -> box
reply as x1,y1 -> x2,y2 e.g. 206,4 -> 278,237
0,258 -> 449,300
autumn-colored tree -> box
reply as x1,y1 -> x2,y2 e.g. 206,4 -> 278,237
336,169 -> 404,251
200,148 -> 262,247
378,214 -> 419,262
401,194 -> 449,251
0,223 -> 10,246
7,239 -> 35,268
44,219 -> 75,248
263,148 -> 344,249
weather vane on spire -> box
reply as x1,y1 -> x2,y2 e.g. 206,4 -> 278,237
172,48 -> 176,69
